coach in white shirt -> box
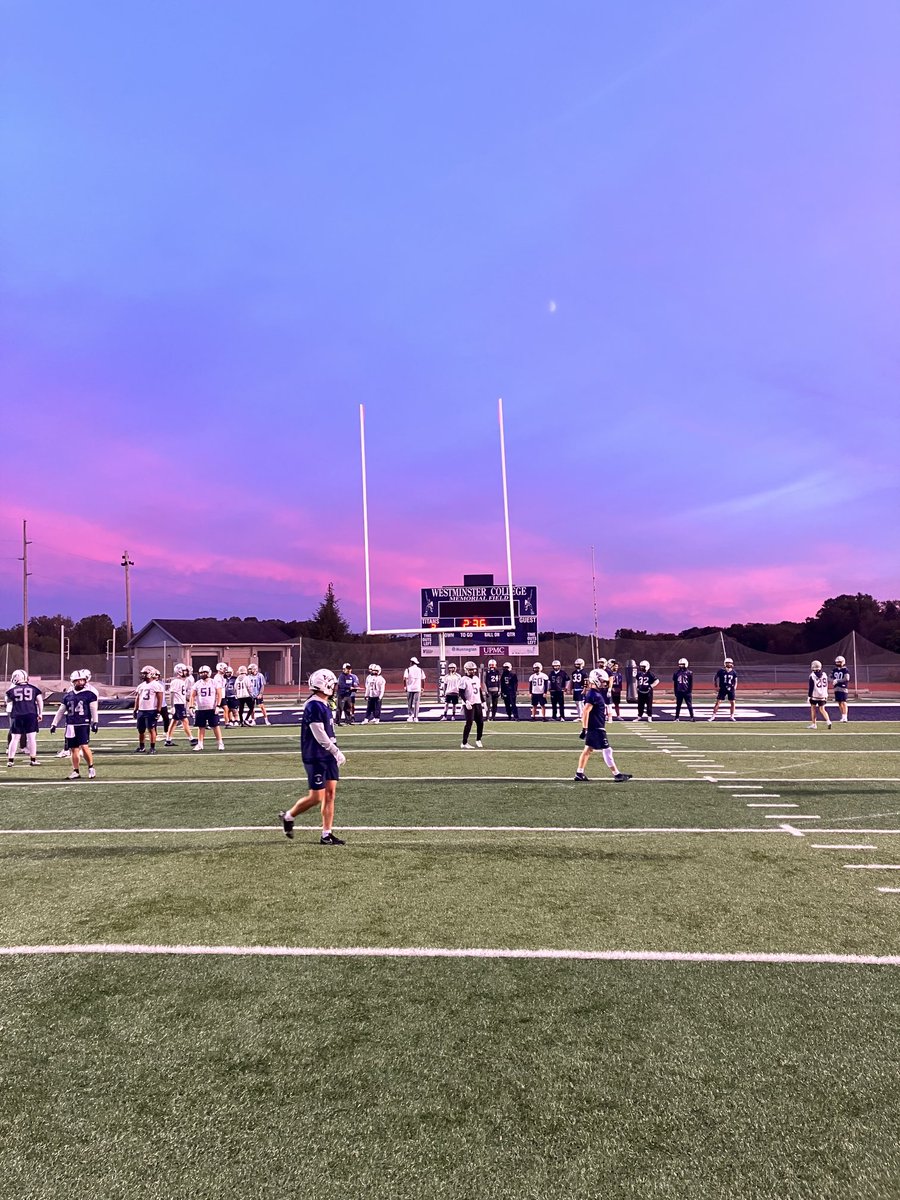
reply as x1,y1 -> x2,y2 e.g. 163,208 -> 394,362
403,656 -> 426,722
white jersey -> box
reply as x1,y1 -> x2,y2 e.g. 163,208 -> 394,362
459,675 -> 483,707
529,672 -> 549,694
213,673 -> 228,695
248,672 -> 265,697
192,679 -> 220,711
235,674 -> 253,698
809,671 -> 829,703
135,680 -> 164,711
443,672 -> 461,697
169,677 -> 190,706
403,665 -> 425,692
364,673 -> 386,699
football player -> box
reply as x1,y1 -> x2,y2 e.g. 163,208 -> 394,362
570,658 -> 588,719
574,668 -> 632,783
165,663 -> 197,746
548,659 -> 569,721
608,660 -> 623,720
248,663 -> 270,725
441,663 -> 461,720
134,665 -> 164,753
832,655 -> 851,722
335,663 -> 358,726
634,660 -> 659,722
49,669 -> 99,779
500,662 -> 519,720
672,657 -> 694,721
190,666 -> 225,750
234,665 -> 254,726
709,658 -> 738,722
458,661 -> 485,749
528,662 -> 549,720
279,669 -> 346,845
807,660 -> 832,730
5,669 -> 43,766
484,659 -> 502,720
403,656 -> 425,722
221,666 -> 239,727
362,664 -> 385,723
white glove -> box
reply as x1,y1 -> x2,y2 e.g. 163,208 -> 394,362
335,750 -> 346,767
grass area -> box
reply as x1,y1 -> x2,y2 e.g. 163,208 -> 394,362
3,719 -> 900,1198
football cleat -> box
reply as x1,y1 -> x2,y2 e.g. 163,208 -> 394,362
613,773 -> 632,783
279,811 -> 295,839
319,832 -> 345,846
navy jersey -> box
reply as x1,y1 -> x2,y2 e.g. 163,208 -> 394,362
6,683 -> 43,718
500,669 -> 518,693
715,668 -> 738,691
61,687 -> 97,726
484,669 -> 501,691
609,670 -> 623,693
337,672 -> 358,696
570,668 -> 587,694
223,675 -> 238,699
583,687 -> 609,730
301,696 -> 335,763
636,671 -> 658,694
672,668 -> 693,694
832,667 -> 851,691
549,669 -> 569,692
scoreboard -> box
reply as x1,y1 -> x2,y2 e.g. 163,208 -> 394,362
419,585 -> 538,657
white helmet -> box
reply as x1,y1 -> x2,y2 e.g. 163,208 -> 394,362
409,656 -> 419,665
309,669 -> 337,695
835,656 -> 846,666
574,658 -> 585,669
533,662 -> 542,671
342,662 -> 351,671
174,662 -> 189,677
464,662 -> 477,675
368,663 -> 381,674
724,658 -> 734,666
597,657 -> 608,668
678,658 -> 689,667
238,665 -> 248,674
811,660 -> 822,671
639,660 -> 650,670
551,659 -> 561,669
10,669 -> 27,686
447,663 -> 458,672
71,668 -> 91,688
588,668 -> 606,687
503,661 -> 512,669
198,665 -> 212,678
488,659 -> 497,668
141,665 -> 155,680
151,667 -> 162,679
248,663 -> 259,673
216,662 -> 229,674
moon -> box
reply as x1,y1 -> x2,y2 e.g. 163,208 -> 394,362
548,300 -> 557,313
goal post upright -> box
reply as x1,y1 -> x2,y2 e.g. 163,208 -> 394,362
360,398 -> 518,638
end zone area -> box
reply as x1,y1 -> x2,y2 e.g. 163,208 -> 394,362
2,721 -> 900,1198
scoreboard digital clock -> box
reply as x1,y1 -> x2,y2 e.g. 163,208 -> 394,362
419,585 -> 538,657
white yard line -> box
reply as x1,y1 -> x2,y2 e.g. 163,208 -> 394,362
0,824 -> 802,837
2,943 -> 900,966
810,844 -> 877,851
746,803 -> 797,808
844,864 -> 900,871
764,814 -> 819,820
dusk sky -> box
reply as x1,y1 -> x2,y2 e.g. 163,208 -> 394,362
2,1 -> 898,636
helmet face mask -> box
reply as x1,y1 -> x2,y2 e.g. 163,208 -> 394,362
309,669 -> 337,696
141,666 -> 154,680
71,668 -> 91,689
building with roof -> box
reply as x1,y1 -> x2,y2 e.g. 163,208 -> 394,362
125,619 -> 299,686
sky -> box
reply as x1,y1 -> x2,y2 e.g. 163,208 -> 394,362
2,0 -> 899,636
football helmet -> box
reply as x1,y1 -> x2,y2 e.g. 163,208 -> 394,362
551,659 -> 561,669
368,664 -> 381,674
533,662 -> 542,671
10,669 -> 27,686
216,662 -> 229,674
198,665 -> 212,678
71,668 -> 91,689
639,660 -> 650,670
140,665 -> 155,680
811,660 -> 822,671
488,659 -> 497,668
574,658 -> 585,669
309,668 -> 337,696
464,662 -> 477,675
174,663 -> 189,677
237,665 -> 248,675
724,658 -> 734,666
409,657 -> 419,665
597,657 -> 608,668
150,667 -> 161,679
447,663 -> 458,673
588,668 -> 607,688
835,656 -> 846,666
503,662 -> 512,669
342,662 -> 351,671
678,658 -> 689,667
248,663 -> 259,674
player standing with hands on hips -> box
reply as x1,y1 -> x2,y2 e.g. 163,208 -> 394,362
280,669 -> 346,845
458,661 -> 485,749
574,669 -> 632,783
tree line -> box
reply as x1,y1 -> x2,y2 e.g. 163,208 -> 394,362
3,591 -> 899,657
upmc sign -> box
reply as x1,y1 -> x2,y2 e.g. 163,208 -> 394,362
419,585 -> 538,657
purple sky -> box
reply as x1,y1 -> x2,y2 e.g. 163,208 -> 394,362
2,1 -> 899,635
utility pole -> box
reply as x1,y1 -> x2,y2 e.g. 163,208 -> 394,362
20,521 -> 32,674
590,544 -> 600,667
121,551 -> 134,683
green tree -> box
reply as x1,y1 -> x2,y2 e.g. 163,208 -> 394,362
307,584 -> 353,641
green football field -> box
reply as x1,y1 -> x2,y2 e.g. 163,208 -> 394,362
2,719 -> 900,1199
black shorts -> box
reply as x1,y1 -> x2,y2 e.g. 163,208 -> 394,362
172,704 -> 188,721
444,692 -> 460,704
585,727 -> 610,751
834,689 -> 848,703
136,712 -> 158,732
223,695 -> 238,708
10,715 -> 39,735
196,709 -> 220,728
66,725 -> 91,747
305,758 -> 339,789
610,691 -> 622,703
717,689 -> 736,703
531,692 -> 546,706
